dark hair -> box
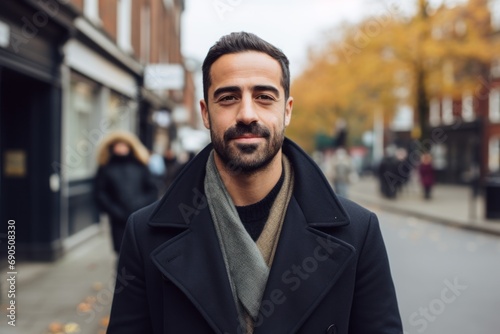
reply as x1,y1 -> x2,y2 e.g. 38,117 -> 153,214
202,32 -> 290,103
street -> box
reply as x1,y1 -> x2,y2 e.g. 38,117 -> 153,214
375,208 -> 500,334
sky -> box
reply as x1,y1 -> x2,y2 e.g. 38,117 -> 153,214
180,0 -> 466,79
181,0 -> 384,78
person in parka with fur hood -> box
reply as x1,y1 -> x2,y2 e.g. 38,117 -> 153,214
94,130 -> 158,254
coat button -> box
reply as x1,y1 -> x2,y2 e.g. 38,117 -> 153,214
326,324 -> 337,334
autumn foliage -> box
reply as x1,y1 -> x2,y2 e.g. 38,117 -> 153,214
287,0 -> 500,152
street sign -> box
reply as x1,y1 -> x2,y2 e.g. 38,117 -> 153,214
144,64 -> 185,90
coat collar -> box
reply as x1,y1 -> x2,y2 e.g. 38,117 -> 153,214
148,138 -> 354,333
148,138 -> 350,228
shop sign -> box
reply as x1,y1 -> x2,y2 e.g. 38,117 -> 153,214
4,150 -> 26,177
144,64 -> 184,90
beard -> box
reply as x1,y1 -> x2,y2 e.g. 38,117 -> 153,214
210,121 -> 285,175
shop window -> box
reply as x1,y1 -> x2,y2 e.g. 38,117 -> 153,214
107,90 -> 134,132
66,78 -> 99,180
489,137 -> 500,173
490,89 -> 500,123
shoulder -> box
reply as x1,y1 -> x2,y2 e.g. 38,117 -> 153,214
339,197 -> 374,224
335,197 -> 384,247
126,201 -> 160,236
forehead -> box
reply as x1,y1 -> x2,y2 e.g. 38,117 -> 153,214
209,51 -> 282,92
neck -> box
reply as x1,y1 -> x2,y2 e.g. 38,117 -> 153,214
214,151 -> 283,206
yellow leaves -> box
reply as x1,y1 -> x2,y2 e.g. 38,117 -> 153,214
288,0 -> 500,149
46,321 -> 81,334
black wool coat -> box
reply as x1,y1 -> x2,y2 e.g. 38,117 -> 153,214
107,138 -> 403,334
94,155 -> 158,251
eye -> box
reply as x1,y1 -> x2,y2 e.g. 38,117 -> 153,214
256,94 -> 276,101
217,95 -> 239,105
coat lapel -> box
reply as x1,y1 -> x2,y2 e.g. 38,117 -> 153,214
253,139 -> 357,333
150,207 -> 241,333
254,197 -> 356,333
148,144 -> 241,333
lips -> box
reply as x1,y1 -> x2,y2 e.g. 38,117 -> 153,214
233,134 -> 262,140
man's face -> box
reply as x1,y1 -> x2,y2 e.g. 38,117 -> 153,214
200,51 -> 293,174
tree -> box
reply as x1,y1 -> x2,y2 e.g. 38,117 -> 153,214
288,0 -> 500,152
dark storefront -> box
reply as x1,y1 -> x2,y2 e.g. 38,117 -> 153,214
431,120 -> 483,185
0,1 -> 76,261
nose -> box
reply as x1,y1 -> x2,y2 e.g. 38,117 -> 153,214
235,95 -> 258,125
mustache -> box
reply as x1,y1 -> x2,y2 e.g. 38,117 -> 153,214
224,123 -> 271,141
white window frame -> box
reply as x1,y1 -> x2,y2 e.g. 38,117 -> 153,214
492,58 -> 500,78
489,0 -> 500,31
489,137 -> 500,173
84,0 -> 100,24
163,0 -> 174,9
462,92 -> 475,122
442,96 -> 454,125
490,88 -> 500,123
140,4 -> 151,63
430,98 -> 441,126
117,0 -> 133,53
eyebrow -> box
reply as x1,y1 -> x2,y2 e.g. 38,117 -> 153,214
213,86 -> 241,99
212,85 -> 281,99
254,85 -> 280,98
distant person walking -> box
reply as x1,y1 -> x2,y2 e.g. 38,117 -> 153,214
378,146 -> 399,199
94,131 -> 158,254
418,153 -> 435,200
328,148 -> 356,198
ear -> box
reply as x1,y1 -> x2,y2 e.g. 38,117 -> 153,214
284,96 -> 293,127
200,99 -> 210,129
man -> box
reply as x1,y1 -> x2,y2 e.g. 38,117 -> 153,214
108,32 -> 403,334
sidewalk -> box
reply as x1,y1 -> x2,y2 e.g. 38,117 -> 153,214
349,175 -> 500,236
0,223 -> 116,334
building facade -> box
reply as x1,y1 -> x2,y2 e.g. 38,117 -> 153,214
424,0 -> 500,184
385,0 -> 500,185
0,0 -> 190,261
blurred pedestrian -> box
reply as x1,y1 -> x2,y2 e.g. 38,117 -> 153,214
394,147 -> 409,194
94,131 -> 158,254
378,146 -> 399,199
418,153 -> 435,200
327,148 -> 356,198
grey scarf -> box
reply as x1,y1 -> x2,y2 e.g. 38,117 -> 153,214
204,151 -> 294,332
